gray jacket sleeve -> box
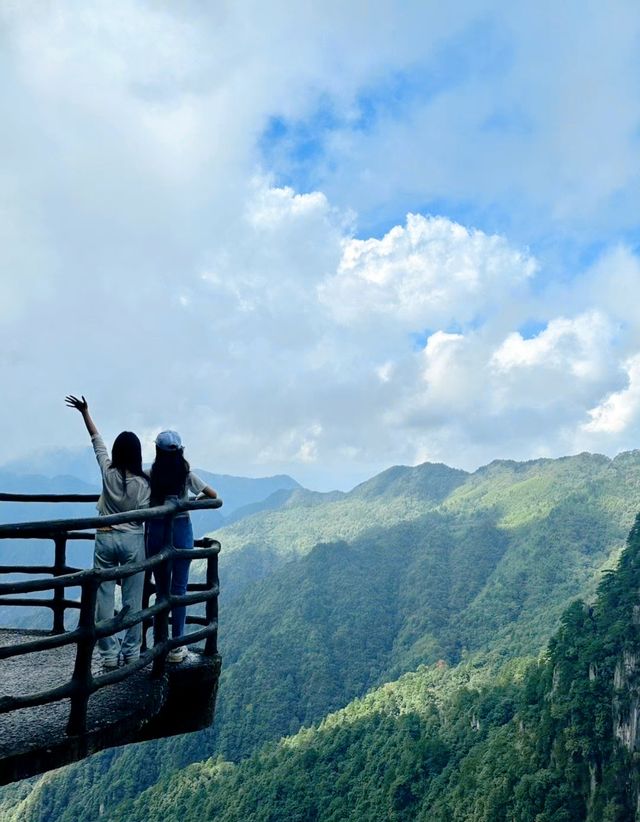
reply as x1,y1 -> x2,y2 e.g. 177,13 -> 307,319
187,472 -> 207,496
90,434 -> 111,476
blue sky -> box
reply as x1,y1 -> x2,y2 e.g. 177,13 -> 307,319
1,1 -> 640,489
258,14 -> 516,207
256,5 -> 640,298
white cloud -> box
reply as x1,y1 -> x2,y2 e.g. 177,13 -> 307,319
376,305 -> 635,471
582,246 -> 640,340
1,2 -> 640,490
419,332 -> 483,413
491,312 -> 615,396
322,214 -> 536,329
583,355 -> 640,435
376,362 -> 394,383
1,163 -> 638,487
305,3 -> 640,245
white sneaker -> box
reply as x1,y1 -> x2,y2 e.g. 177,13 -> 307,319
167,646 -> 187,663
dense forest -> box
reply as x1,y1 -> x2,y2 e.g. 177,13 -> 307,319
100,514 -> 640,822
1,451 -> 640,820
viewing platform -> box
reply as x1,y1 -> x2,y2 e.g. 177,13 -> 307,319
0,493 -> 222,785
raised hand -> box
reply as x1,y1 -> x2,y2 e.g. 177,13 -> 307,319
65,395 -> 88,413
66,395 -> 98,436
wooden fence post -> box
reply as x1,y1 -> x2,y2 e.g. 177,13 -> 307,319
66,577 -> 98,735
141,569 -> 154,653
204,549 -> 218,657
52,535 -> 67,634
151,514 -> 173,679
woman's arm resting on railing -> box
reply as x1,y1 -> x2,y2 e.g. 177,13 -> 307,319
196,486 -> 218,500
188,471 -> 218,500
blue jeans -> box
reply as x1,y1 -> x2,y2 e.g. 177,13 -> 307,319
94,529 -> 145,662
146,515 -> 193,639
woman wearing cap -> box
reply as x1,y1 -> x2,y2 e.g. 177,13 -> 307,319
65,395 -> 150,670
146,430 -> 217,663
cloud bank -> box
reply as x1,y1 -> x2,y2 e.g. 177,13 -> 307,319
1,2 -> 640,489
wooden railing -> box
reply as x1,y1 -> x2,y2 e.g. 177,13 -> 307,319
0,494 -> 222,735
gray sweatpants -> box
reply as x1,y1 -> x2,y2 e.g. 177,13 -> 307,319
94,529 -> 145,663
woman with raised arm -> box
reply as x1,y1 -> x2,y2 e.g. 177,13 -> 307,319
65,395 -> 150,671
146,430 -> 217,663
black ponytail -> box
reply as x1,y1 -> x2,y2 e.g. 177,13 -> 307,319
149,449 -> 190,505
111,431 -> 149,494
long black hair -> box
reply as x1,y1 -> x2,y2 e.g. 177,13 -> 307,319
149,448 -> 190,505
111,431 -> 148,493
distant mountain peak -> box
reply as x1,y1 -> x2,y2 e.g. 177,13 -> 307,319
349,461 -> 468,502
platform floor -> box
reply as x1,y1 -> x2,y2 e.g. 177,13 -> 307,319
1,629 -> 167,758
0,628 -> 220,785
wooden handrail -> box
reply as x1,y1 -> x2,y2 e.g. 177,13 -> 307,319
0,544 -> 220,595
0,597 -> 81,610
0,497 -> 222,537
0,494 -> 222,736
0,493 -> 100,503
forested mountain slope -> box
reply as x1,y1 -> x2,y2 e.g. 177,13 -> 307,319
212,452 -> 640,609
2,451 -> 640,820
213,461 -> 467,558
96,514 -> 640,822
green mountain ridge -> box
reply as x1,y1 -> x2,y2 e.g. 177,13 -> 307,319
212,451 -> 638,616
213,451 -> 640,561
3,450 -> 640,820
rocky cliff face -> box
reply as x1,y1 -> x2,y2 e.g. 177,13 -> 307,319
613,649 -> 640,752
537,518 -> 640,820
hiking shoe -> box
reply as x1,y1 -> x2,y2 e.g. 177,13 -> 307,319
101,659 -> 119,673
167,646 -> 187,663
